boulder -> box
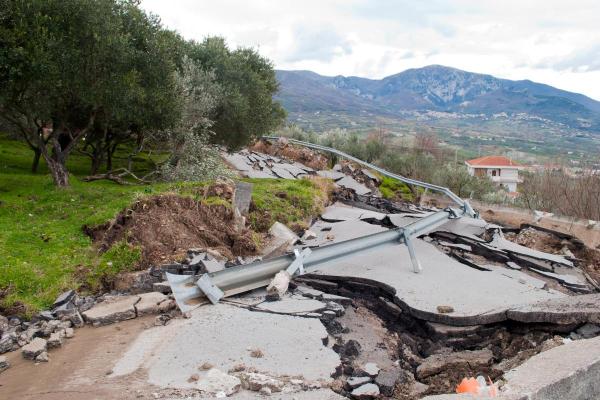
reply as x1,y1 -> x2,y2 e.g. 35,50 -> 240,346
416,349 -> 493,379
82,295 -> 139,326
22,337 -> 47,360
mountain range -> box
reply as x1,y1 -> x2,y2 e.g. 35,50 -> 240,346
275,65 -> 600,133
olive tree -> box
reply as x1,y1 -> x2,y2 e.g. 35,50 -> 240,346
0,0 -> 179,186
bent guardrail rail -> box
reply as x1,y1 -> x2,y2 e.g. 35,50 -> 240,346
169,207 -> 464,311
261,136 -> 477,218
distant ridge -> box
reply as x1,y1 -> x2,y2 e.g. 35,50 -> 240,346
275,65 -> 600,132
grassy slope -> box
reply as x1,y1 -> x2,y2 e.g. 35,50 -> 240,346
0,135 -> 326,314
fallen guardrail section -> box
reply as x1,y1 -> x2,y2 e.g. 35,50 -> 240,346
170,139 -> 477,311
169,207 -> 464,312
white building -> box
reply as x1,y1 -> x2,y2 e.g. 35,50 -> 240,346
465,155 -> 523,193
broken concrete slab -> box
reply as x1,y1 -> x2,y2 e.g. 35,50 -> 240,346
347,376 -> 372,388
317,170 -> 346,181
229,389 -> 347,399
255,296 -> 328,315
82,295 -> 139,326
336,176 -> 371,196
271,165 -> 297,179
502,335 -> 600,400
375,369 -> 402,396
434,217 -> 490,240
490,232 -> 574,267
295,285 -> 352,305
195,368 -> 241,396
309,239 -> 563,326
52,290 -> 76,309
320,203 -> 386,222
233,181 -> 253,215
111,303 -> 339,388
302,219 -> 389,246
21,337 -> 47,360
416,349 -> 493,379
351,383 -> 380,398
530,267 -> 588,289
135,292 -> 173,316
361,169 -> 379,182
387,213 -> 422,228
506,293 -> 600,325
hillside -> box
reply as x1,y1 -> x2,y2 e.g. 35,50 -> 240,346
275,65 -> 600,136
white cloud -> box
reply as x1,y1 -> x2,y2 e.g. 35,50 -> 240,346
141,0 -> 600,100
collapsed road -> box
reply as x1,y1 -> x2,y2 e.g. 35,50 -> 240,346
1,138 -> 600,399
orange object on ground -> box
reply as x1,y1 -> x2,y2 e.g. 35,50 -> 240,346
456,377 -> 480,394
456,376 -> 498,397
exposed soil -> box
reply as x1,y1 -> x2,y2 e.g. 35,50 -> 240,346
250,139 -> 328,170
504,225 -> 600,288
84,194 -> 258,267
303,276 -> 572,399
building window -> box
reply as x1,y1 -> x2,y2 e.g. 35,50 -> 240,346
492,170 -> 497,176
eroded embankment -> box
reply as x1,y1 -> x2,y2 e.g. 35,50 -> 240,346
85,194 -> 259,268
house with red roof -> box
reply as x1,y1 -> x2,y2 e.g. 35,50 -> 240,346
465,155 -> 524,193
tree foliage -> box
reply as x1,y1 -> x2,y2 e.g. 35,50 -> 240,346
0,0 -> 180,186
0,1 -> 285,186
187,37 -> 286,150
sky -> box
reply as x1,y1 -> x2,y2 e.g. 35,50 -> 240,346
141,0 -> 600,100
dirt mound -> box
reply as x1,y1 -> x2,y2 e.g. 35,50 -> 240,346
250,138 -> 328,170
85,195 -> 258,267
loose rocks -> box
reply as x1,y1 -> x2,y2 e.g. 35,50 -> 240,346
22,337 -> 47,360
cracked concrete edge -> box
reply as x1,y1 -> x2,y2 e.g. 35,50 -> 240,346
301,274 -> 600,327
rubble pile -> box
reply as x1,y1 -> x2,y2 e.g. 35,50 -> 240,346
0,289 -> 90,362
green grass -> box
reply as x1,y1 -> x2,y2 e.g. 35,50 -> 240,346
247,177 -> 329,232
378,175 -> 414,202
0,134 -> 329,315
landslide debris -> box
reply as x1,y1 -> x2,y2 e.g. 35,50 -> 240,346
85,194 -> 259,267
249,138 -> 328,170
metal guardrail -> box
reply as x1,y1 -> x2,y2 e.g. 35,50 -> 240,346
262,136 -> 477,218
169,207 -> 464,311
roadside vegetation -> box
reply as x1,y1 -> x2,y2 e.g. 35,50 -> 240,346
0,135 -> 330,315
0,0 -> 291,315
279,125 -> 495,202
